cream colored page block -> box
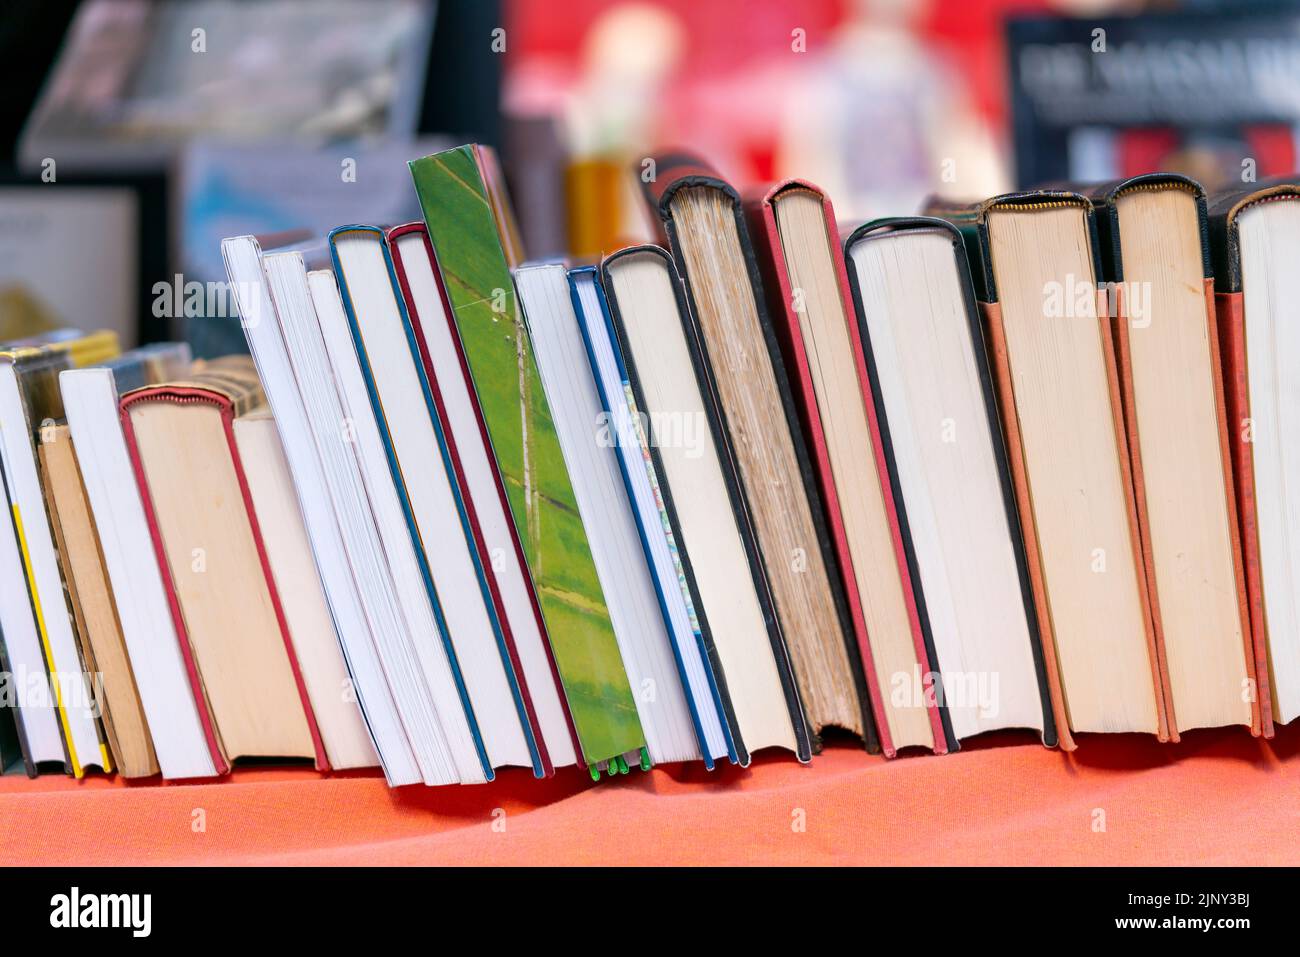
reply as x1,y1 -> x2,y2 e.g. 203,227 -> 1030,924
130,402 -> 314,759
234,414 -> 378,768
852,230 -> 1042,738
1117,188 -> 1249,731
1240,200 -> 1300,725
987,205 -> 1157,734
670,188 -> 858,737
774,191 -> 932,749
608,252 -> 797,755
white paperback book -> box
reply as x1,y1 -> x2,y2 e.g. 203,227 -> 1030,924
224,234 -> 420,786
60,359 -> 217,779
306,262 -> 487,784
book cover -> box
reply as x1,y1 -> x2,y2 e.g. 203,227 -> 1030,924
410,144 -> 646,770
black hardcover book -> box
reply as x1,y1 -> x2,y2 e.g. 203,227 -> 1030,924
641,151 -> 878,756
843,216 -> 1057,750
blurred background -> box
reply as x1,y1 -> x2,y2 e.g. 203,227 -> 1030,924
2,0 -> 1299,354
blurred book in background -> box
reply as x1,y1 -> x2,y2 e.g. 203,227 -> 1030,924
178,136 -> 450,357
19,0 -> 436,174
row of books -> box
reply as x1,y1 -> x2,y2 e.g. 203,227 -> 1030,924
2,143 -> 1296,786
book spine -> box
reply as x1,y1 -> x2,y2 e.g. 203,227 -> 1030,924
1107,284 -> 1178,742
979,298 -> 1078,751
1214,290 -> 1275,737
412,147 -> 647,769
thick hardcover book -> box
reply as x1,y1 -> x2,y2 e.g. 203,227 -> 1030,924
641,153 -> 871,755
841,214 -> 1058,749
927,190 -> 1167,749
410,144 -> 646,770
1207,178 -> 1300,733
119,358 -> 327,772
40,423 -> 160,777
599,244 -> 810,764
0,330 -> 121,777
1080,174 -> 1258,738
746,179 -> 945,756
388,221 -> 566,775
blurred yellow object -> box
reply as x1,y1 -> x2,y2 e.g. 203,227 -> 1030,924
566,156 -> 627,259
0,285 -> 61,343
58,329 -> 122,368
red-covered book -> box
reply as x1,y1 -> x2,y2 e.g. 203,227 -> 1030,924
118,356 -> 328,773
745,180 -> 951,756
1206,180 -> 1300,737
387,222 -> 579,773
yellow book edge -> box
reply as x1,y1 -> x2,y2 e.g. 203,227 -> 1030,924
12,503 -> 113,777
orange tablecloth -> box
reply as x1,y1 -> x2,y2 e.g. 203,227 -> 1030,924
2,724 -> 1296,866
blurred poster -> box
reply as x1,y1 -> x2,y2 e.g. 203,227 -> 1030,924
0,186 -> 138,345
1008,9 -> 1300,190
21,0 -> 436,173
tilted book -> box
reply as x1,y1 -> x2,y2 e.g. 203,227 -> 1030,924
600,243 -> 805,764
389,221 -> 566,776
410,144 -> 646,772
840,214 -> 1057,749
747,179 -> 948,755
641,153 -> 878,757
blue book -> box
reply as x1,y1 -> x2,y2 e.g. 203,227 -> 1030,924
567,265 -> 735,768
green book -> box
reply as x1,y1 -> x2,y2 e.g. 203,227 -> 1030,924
409,144 -> 645,769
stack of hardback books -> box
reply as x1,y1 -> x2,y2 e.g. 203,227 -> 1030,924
1,143 -> 1294,786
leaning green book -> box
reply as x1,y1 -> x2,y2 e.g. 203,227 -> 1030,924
409,144 -> 645,771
